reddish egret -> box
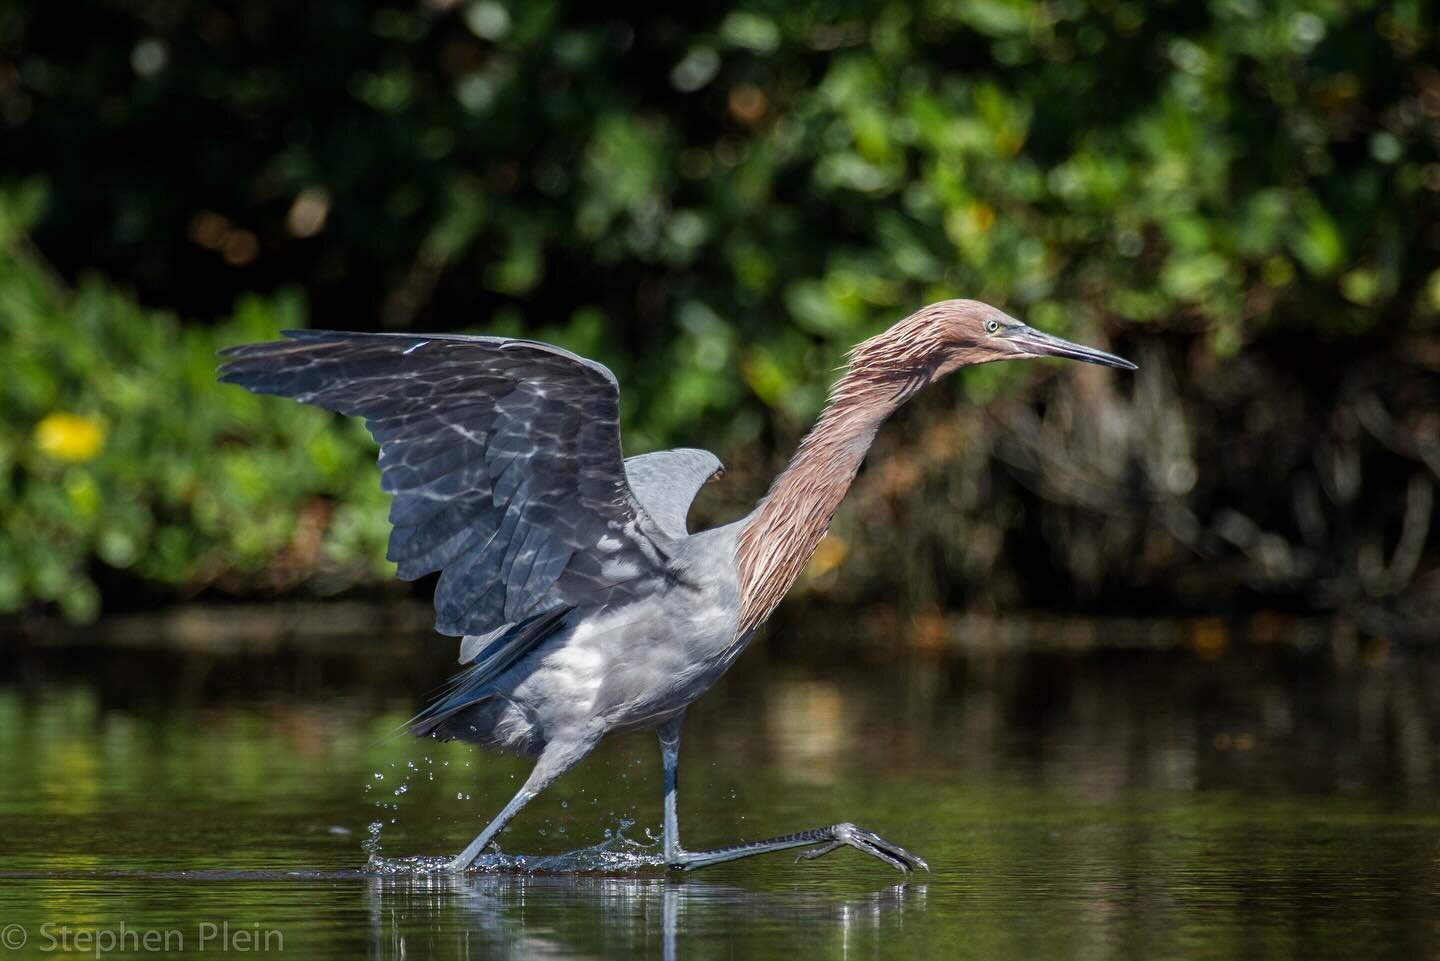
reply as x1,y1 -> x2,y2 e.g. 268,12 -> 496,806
220,299 -> 1135,873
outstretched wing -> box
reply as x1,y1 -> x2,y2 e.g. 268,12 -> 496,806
218,329 -> 676,638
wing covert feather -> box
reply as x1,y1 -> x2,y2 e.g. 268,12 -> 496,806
218,330 -> 674,637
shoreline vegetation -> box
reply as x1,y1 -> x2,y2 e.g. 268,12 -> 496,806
1,2 -> 1436,641
2,222 -> 1434,642
0,597 -> 1401,666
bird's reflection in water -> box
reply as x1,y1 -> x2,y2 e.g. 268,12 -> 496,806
365,870 -> 926,961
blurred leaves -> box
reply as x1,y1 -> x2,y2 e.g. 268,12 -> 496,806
5,0 -> 1434,406
0,200 -> 391,620
0,0 -> 1437,624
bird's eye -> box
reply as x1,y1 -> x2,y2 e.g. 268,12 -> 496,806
985,319 -> 1000,334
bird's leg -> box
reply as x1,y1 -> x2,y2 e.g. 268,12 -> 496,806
657,715 -> 684,863
450,738 -> 593,872
448,779 -> 536,872
655,717 -> 926,874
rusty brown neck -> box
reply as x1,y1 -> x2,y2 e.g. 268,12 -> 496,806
734,362 -> 927,636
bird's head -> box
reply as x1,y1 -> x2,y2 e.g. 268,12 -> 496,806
849,299 -> 1135,393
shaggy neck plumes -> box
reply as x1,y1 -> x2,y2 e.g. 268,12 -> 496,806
734,319 -> 947,636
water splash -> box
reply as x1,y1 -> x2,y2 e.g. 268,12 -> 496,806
364,820 -> 666,876
361,821 -> 384,862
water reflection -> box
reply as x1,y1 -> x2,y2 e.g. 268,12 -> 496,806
365,874 -> 924,961
0,620 -> 1437,960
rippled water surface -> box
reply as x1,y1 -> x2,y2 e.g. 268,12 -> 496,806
1,621 -> 1437,959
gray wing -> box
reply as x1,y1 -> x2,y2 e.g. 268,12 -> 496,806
433,453 -> 719,704
449,450 -> 720,666
218,329 -> 677,639
623,448 -> 723,539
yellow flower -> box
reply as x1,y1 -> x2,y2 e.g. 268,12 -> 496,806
34,412 -> 106,463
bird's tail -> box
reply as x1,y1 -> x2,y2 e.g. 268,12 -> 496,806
407,605 -> 574,738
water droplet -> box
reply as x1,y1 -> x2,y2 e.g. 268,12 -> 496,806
394,784 -> 409,795
561,800 -> 568,809
374,772 -> 385,781
361,820 -> 384,859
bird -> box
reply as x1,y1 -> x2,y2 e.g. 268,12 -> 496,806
218,299 -> 1135,874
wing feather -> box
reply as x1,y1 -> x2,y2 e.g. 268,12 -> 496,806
218,330 -> 675,639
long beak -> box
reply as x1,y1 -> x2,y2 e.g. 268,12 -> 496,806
1009,326 -> 1137,370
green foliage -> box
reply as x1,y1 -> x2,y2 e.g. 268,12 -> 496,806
6,1 -> 1434,436
1,0 -> 1436,621
0,188 -> 391,619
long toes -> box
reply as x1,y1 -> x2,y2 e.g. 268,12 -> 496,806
854,840 -> 911,872
867,835 -> 928,872
836,824 -> 929,873
795,840 -> 843,863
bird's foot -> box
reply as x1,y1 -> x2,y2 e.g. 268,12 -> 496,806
666,822 -> 927,874
794,823 -> 929,874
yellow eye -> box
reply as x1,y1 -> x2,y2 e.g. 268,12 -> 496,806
985,319 -> 1000,334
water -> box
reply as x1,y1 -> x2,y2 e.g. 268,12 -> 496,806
0,622 -> 1437,959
